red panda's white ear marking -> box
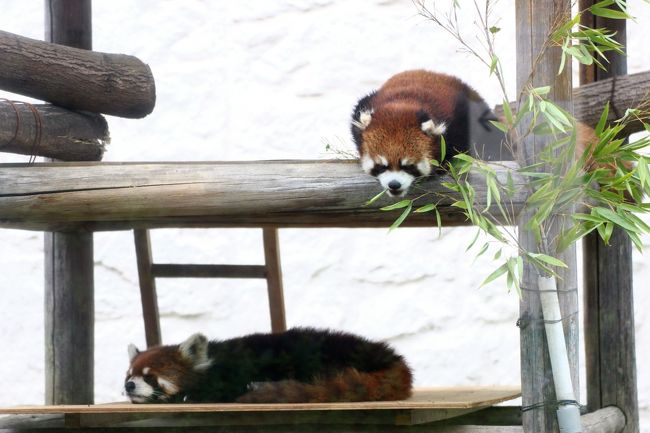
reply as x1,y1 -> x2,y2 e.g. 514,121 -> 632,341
128,343 -> 139,362
352,109 -> 373,131
421,119 -> 447,136
179,333 -> 211,370
143,367 -> 151,375
360,154 -> 374,174
157,377 -> 179,395
417,159 -> 432,176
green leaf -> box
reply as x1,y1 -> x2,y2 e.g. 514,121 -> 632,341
365,189 -> 386,206
489,55 -> 498,76
593,207 -> 641,233
527,252 -> 568,268
389,203 -> 412,232
440,135 -> 447,162
590,6 -> 631,19
434,208 -> 442,236
380,199 -> 411,211
595,102 -> 610,135
414,203 -> 436,213
489,26 -> 501,34
477,242 -> 490,258
481,262 -> 509,287
490,119 -> 509,133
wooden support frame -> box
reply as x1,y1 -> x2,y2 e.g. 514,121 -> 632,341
515,1 -> 579,432
579,3 -> 640,432
43,0 -> 95,406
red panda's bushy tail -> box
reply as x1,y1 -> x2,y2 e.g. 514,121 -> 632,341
235,360 -> 413,403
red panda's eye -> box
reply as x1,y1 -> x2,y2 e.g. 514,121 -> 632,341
371,165 -> 388,176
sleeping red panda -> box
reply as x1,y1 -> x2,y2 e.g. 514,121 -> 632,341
351,70 -> 504,197
124,328 -> 412,404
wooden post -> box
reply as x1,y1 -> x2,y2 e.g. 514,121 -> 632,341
44,0 -> 95,405
133,229 -> 162,348
263,228 -> 287,333
516,1 -> 578,432
579,3 -> 639,432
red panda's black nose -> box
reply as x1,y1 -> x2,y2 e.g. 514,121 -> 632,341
125,381 -> 136,392
388,180 -> 401,191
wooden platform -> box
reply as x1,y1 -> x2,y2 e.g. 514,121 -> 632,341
0,387 -> 520,429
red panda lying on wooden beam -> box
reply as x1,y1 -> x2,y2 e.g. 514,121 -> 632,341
351,70 -> 609,197
124,328 -> 412,404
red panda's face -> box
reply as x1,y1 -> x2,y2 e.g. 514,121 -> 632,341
125,333 -> 212,404
354,109 -> 445,197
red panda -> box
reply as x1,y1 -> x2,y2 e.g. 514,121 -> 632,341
351,69 -> 503,197
125,328 -> 413,404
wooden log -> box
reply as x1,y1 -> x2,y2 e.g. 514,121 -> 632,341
581,406 -> 626,433
0,160 -> 527,231
494,69 -> 650,136
516,1 -> 579,432
43,0 -> 95,407
579,6 -> 640,433
0,29 -> 155,118
0,101 -> 107,161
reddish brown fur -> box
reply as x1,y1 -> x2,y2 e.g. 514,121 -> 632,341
129,346 -> 197,391
235,361 -> 413,403
355,70 -> 488,170
362,110 -> 434,170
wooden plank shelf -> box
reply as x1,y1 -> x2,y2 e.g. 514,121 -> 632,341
0,387 -> 520,429
0,160 -> 525,232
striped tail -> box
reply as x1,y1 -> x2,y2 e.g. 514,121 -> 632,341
236,360 -> 413,403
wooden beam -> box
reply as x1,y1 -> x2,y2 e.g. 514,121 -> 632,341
43,0 -> 95,406
579,4 -> 639,433
0,28 -> 155,118
493,69 -> 650,136
0,101 -> 107,161
0,407 -> 625,433
516,1 -> 579,432
0,160 -> 526,231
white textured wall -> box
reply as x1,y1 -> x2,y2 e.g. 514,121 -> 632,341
0,0 -> 649,429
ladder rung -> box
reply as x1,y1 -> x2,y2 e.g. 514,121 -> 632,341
150,264 -> 267,279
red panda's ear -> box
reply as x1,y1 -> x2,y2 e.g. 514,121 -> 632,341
352,110 -> 373,131
179,333 -> 211,370
421,119 -> 447,137
128,343 -> 140,362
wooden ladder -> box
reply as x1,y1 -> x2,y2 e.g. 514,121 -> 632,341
133,228 -> 287,347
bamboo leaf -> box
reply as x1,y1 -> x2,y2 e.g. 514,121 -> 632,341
380,199 -> 412,211
440,135 -> 447,162
415,203 -> 436,213
389,203 -> 412,232
527,252 -> 568,268
366,189 -> 386,206
481,262 -> 509,287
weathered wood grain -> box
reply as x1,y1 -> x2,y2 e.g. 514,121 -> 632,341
516,1 -> 579,433
0,101 -> 107,161
0,160 -> 526,231
134,229 -> 162,348
43,0 -> 95,407
579,6 -> 640,433
0,29 -> 155,118
262,228 -> 287,333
